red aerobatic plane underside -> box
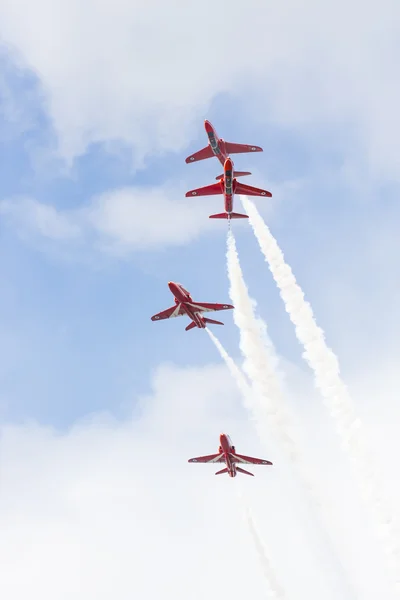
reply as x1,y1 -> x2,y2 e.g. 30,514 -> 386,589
188,433 -> 273,477
186,157 -> 272,220
185,120 -> 263,168
151,282 -> 234,331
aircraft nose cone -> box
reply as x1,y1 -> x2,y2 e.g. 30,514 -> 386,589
168,281 -> 178,294
224,157 -> 233,169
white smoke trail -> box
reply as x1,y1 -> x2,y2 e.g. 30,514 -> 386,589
236,485 -> 287,600
241,194 -> 400,593
206,328 -> 251,398
226,229 -> 360,598
226,228 -> 302,464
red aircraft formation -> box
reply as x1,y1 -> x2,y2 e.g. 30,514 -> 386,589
151,120 -> 273,477
185,121 -> 272,220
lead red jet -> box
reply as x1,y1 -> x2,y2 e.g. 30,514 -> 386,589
151,282 -> 234,332
185,156 -> 272,220
185,120 -> 263,175
188,433 -> 273,477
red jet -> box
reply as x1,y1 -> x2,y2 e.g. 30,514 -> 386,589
185,120 -> 263,173
151,282 -> 234,332
188,433 -> 273,477
185,157 -> 272,220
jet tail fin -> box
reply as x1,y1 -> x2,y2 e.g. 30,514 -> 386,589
203,317 -> 224,326
215,468 -> 228,475
185,321 -> 197,331
215,171 -> 251,180
209,212 -> 249,219
236,466 -> 254,476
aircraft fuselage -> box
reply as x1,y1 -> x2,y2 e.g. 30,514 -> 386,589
168,281 -> 206,329
204,120 -> 228,166
219,433 -> 237,477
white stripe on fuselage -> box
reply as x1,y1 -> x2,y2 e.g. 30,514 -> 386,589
225,453 -> 236,477
182,303 -> 204,328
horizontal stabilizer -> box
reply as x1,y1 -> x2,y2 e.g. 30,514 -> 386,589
215,468 -> 228,475
185,321 -> 197,331
236,466 -> 254,476
215,171 -> 251,180
203,317 -> 224,326
209,212 -> 249,219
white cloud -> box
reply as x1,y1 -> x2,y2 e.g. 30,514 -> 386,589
82,186 -> 217,252
0,185 -> 225,253
0,359 -> 399,600
0,0 -> 399,176
0,197 -> 81,240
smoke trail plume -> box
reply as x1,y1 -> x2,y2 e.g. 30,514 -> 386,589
236,485 -> 287,600
206,328 -> 251,398
226,229 -> 360,599
226,228 -> 301,463
241,194 -> 400,593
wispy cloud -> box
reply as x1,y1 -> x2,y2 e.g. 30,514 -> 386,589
0,0 -> 399,177
0,186 -> 222,255
1,358 -> 398,600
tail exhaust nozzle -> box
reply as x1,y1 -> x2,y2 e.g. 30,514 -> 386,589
209,212 -> 249,220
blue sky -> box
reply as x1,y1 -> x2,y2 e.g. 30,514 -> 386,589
1,2 -> 400,599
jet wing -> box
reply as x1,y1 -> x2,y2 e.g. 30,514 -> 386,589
185,146 -> 214,164
235,181 -> 272,197
151,304 -> 185,321
188,453 -> 225,463
232,453 -> 273,465
225,142 -> 263,154
186,182 -> 222,197
188,302 -> 234,314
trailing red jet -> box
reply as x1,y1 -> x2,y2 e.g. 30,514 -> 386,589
151,282 -> 234,332
185,157 -> 272,220
185,120 -> 263,175
188,433 -> 273,477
